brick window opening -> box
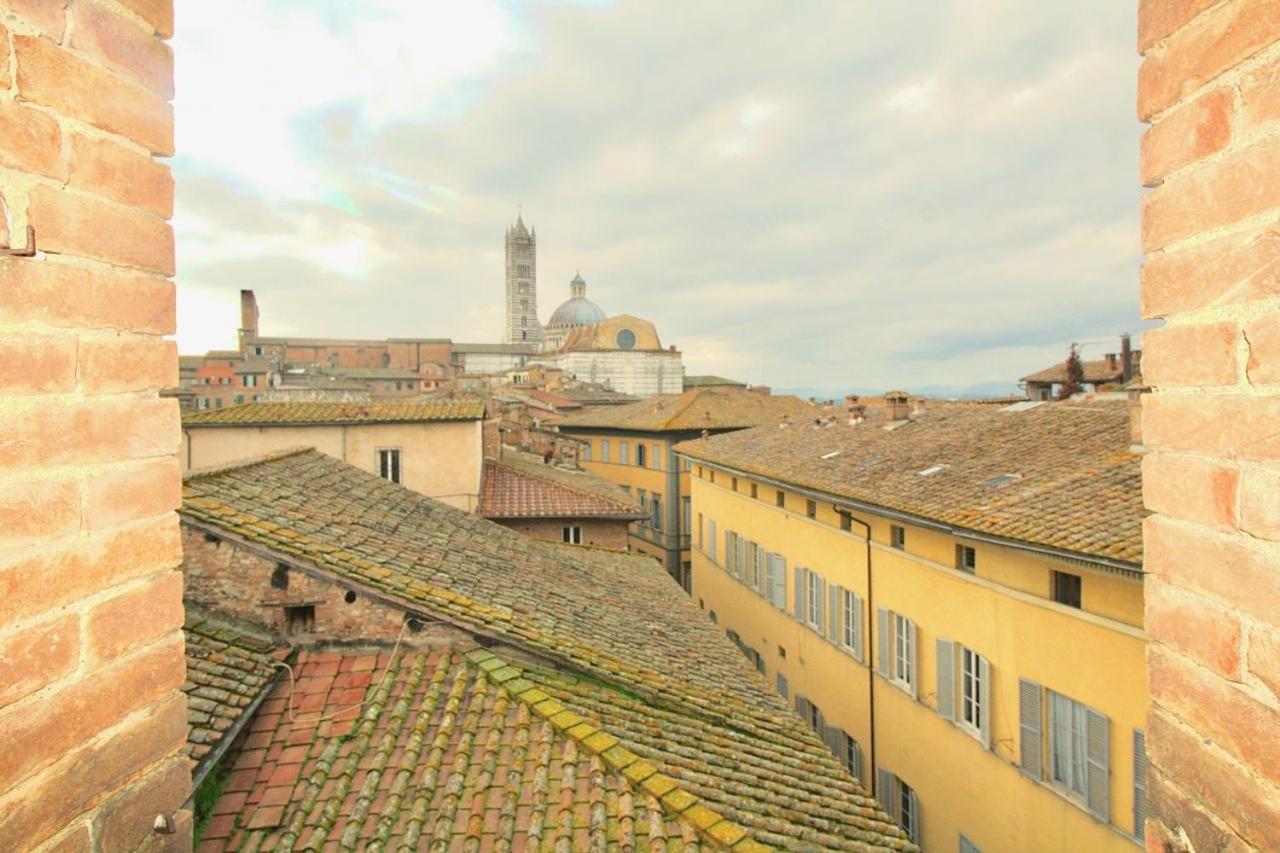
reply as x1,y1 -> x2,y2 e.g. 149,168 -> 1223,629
1051,571 -> 1082,609
840,512 -> 852,532
955,544 -> 976,573
806,499 -> 817,519
344,590 -> 357,604
405,616 -> 425,633
378,449 -> 401,484
891,525 -> 906,549
284,604 -> 315,634
732,477 -> 738,492
750,483 -> 758,499
271,563 -> 290,590
562,525 -> 582,544
776,490 -> 785,508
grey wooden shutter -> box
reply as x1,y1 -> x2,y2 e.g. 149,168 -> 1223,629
756,546 -> 766,594
978,656 -> 992,749
851,739 -> 863,782
827,582 -> 840,642
793,566 -> 804,620
875,767 -> 893,815
1133,729 -> 1149,842
907,788 -> 920,844
906,620 -> 919,699
814,573 -> 825,630
1019,678 -> 1043,778
1086,707 -> 1110,822
708,520 -> 717,560
936,638 -> 955,721
771,555 -> 786,608
852,593 -> 864,662
877,608 -> 890,676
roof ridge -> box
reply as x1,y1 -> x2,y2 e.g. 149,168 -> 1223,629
182,446 -> 316,481
660,387 -> 708,430
464,647 -> 769,852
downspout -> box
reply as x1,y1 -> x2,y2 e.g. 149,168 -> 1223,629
847,512 -> 877,799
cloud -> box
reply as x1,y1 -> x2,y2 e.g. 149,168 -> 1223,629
172,0 -> 1145,394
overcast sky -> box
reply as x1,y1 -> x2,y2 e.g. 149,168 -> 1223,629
172,0 -> 1143,394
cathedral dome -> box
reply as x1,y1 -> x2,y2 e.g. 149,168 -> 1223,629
548,273 -> 607,328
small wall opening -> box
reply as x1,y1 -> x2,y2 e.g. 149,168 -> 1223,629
270,563 -> 290,590
284,604 -> 315,634
344,590 -> 357,604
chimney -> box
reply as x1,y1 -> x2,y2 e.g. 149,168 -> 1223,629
1105,352 -> 1118,371
885,391 -> 910,422
1121,333 -> 1134,382
482,418 -> 502,460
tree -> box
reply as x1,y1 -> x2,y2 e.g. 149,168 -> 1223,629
1058,343 -> 1084,399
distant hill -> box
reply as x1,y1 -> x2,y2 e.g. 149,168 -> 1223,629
776,381 -> 1024,402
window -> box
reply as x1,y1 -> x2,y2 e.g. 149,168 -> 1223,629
765,552 -> 787,609
724,531 -> 739,578
253,345 -> 263,356
731,476 -> 738,492
875,770 -> 920,845
651,493 -> 662,531
582,442 -> 592,462
795,694 -> 824,732
636,444 -> 646,467
1134,730 -> 1150,843
891,525 -> 905,549
697,512 -> 704,548
841,588 -> 864,660
214,398 -> 223,408
1052,571 -> 1082,608
637,489 -> 647,519
562,526 -> 582,544
1020,680 -> 1111,821
806,571 -> 822,630
806,499 -> 817,519
877,609 -> 917,697
600,440 -> 610,462
708,520 -> 717,561
775,673 -> 789,699
244,374 -> 258,387
776,490 -> 785,508
936,639 -> 992,747
378,449 -> 401,484
651,444 -> 661,469
955,544 -> 976,573
750,483 -> 758,499
234,394 -> 244,405
619,441 -> 629,464
823,729 -> 863,781
1049,692 -> 1089,799
839,511 -> 852,532
284,604 -> 315,635
681,496 -> 691,537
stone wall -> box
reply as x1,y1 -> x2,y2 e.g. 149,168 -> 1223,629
1138,0 -> 1280,848
0,0 -> 188,848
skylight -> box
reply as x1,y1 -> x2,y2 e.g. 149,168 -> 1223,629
982,473 -> 1023,488
917,464 -> 949,477
820,450 -> 842,460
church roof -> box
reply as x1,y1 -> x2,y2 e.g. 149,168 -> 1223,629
549,296 -> 607,327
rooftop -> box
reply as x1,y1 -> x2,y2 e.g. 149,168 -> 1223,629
1022,352 -> 1142,386
556,387 -> 816,434
677,400 -> 1144,568
480,449 -> 643,519
181,450 -> 910,849
684,375 -> 748,390
182,400 -> 484,427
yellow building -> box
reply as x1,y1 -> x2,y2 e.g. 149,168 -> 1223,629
555,387 -> 815,587
677,400 -> 1148,852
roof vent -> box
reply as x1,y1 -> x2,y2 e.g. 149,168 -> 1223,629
982,473 -> 1022,488
917,464 -> 949,477
820,450 -> 842,460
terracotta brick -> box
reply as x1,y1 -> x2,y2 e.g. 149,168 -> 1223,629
1144,516 -> 1280,624
0,613 -> 79,710
0,515 -> 181,626
68,132 -> 174,218
14,34 -> 173,155
115,0 -> 174,39
1149,643 -> 1280,783
0,691 -> 187,847
1138,0 -> 1223,52
1250,621 -> 1280,701
85,570 -> 183,667
1245,312 -> 1280,384
0,395 -> 179,471
1147,580 -> 1245,678
1147,705 -> 1280,848
1142,137 -> 1280,252
6,0 -> 66,39
27,184 -> 174,276
1144,322 -> 1241,387
0,472 -> 80,548
1142,451 -> 1240,529
1238,465 -> 1280,539
79,335 -> 177,394
83,454 -> 180,530
1141,223 -> 1280,317
0,96 -> 64,180
1146,764 -> 1254,853
1139,0 -> 1280,120
68,0 -> 174,98
36,822 -> 95,853
0,633 -> 185,791
0,332 -> 77,395
1141,86 -> 1234,186
1144,392 -> 1280,460
94,756 -> 190,852
1240,52 -> 1280,137
0,257 -> 175,335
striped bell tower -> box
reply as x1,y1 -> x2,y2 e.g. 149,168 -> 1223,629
504,215 -> 543,344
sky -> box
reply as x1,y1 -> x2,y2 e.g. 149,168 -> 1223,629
172,0 -> 1145,396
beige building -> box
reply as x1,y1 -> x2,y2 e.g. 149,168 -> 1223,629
181,401 -> 486,510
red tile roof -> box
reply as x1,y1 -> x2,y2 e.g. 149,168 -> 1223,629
182,400 -> 484,426
479,453 -> 643,519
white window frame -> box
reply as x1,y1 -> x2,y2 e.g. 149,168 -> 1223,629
600,439 -> 610,463
1048,690 -> 1089,802
806,571 -> 822,630
841,588 -> 860,658
582,442 -> 592,462
378,448 -> 402,484
619,441 -> 629,465
562,525 -> 582,545
961,646 -> 984,738
893,613 -> 914,692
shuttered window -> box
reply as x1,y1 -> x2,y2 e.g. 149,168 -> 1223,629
775,673 -> 788,699
841,588 -> 864,661
1133,729 -> 1149,842
877,609 -> 917,697
806,570 -> 823,630
876,768 -> 921,845
708,520 -> 717,561
793,566 -> 805,621
1019,678 -> 1043,778
1028,686 -> 1111,824
725,531 -> 738,578
768,553 -> 787,609
938,640 -> 992,748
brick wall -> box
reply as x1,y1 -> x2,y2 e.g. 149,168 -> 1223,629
1138,1 -> 1280,849
0,0 -> 187,849
492,517 -> 631,551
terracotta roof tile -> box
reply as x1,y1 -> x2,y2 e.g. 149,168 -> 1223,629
556,388 -> 816,433
479,452 -> 643,519
182,400 -> 484,426
678,400 -> 1145,566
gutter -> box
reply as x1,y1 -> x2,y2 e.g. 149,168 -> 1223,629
845,512 -> 877,799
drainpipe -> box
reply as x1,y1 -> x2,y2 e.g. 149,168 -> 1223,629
846,511 -> 877,799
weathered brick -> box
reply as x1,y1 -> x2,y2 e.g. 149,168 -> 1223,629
1139,0 -> 1280,120
0,691 -> 187,847
35,822 -> 95,853
14,34 -> 173,155
1147,705 -> 1280,848
1147,581 -> 1244,678
1149,643 -> 1280,784
0,96 -> 64,180
1141,223 -> 1280,317
1245,312 -> 1280,384
1138,0 -> 1222,53
1141,322 -> 1240,387
115,0 -> 174,39
1250,622 -> 1280,702
68,0 -> 174,98
85,570 -> 183,668
0,472 -> 80,549
0,257 -> 175,335
1238,465 -> 1280,540
94,756 -> 191,853
79,335 -> 177,394
0,396 -> 179,470
1146,515 -> 1280,624
1146,764 -> 1254,853
1142,137 -> 1280,252
6,0 -> 66,39
1142,451 -> 1240,529
0,515 -> 181,626
84,455 -> 180,534
0,633 -> 185,791
1144,393 -> 1280,460
1141,86 -> 1234,186
68,132 -> 174,218
28,184 -> 174,276
0,332 -> 77,395
1239,52 -> 1280,138
0,613 -> 79,710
